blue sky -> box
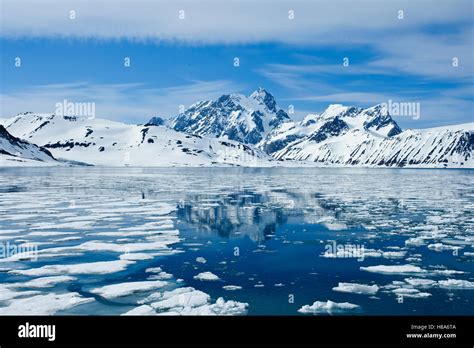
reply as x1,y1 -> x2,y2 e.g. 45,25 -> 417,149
0,0 -> 472,129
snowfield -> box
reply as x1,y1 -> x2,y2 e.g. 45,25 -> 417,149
2,112 -> 273,167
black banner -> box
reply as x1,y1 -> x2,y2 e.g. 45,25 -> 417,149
0,316 -> 472,346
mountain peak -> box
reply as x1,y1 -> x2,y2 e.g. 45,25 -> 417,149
170,88 -> 289,144
361,104 -> 401,137
363,104 -> 389,117
249,87 -> 277,112
250,87 -> 270,97
319,104 -> 362,120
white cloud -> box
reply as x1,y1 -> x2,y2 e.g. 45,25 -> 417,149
1,0 -> 471,44
2,1 -> 472,83
368,29 -> 473,81
1,0 -> 472,128
258,26 -> 473,83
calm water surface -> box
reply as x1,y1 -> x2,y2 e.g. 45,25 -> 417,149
0,167 -> 473,315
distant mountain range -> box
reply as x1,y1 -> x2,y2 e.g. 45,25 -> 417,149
1,88 -> 473,168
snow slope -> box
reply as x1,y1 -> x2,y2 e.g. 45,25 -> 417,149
3,112 -> 273,166
0,125 -> 59,166
262,104 -> 473,168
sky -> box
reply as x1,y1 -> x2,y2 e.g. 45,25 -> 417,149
0,0 -> 473,129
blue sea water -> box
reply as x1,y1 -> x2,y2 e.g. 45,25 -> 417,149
0,167 -> 473,315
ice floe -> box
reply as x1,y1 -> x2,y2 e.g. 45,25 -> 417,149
90,280 -> 169,299
122,304 -> 156,316
391,288 -> 431,298
404,278 -> 437,288
0,284 -> 40,302
428,243 -> 462,252
196,257 -> 207,264
438,279 -> 474,289
332,282 -> 379,295
119,253 -> 154,261
10,260 -> 135,276
0,292 -> 94,315
12,276 -> 76,289
193,272 -> 220,281
360,264 -> 426,275
147,271 -> 173,280
382,251 -> 407,259
125,287 -> 250,315
298,300 -> 360,314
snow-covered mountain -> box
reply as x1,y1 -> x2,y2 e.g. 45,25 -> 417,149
263,104 -> 473,168
166,89 -> 473,168
0,124 -> 58,166
170,88 -> 290,145
3,112 -> 273,167
2,89 -> 473,168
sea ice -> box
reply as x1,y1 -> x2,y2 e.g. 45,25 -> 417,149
360,264 -> 426,275
404,278 -> 437,288
196,257 -> 207,264
90,280 -> 169,299
298,300 -> 360,314
391,288 -> 431,298
438,279 -> 474,289
193,272 -> 220,281
10,260 -> 135,276
12,276 -> 76,288
332,282 -> 379,295
0,292 -> 94,315
122,304 -> 156,316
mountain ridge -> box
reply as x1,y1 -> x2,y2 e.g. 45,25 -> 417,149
2,89 -> 473,168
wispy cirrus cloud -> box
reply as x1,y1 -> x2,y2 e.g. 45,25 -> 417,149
258,26 -> 473,84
